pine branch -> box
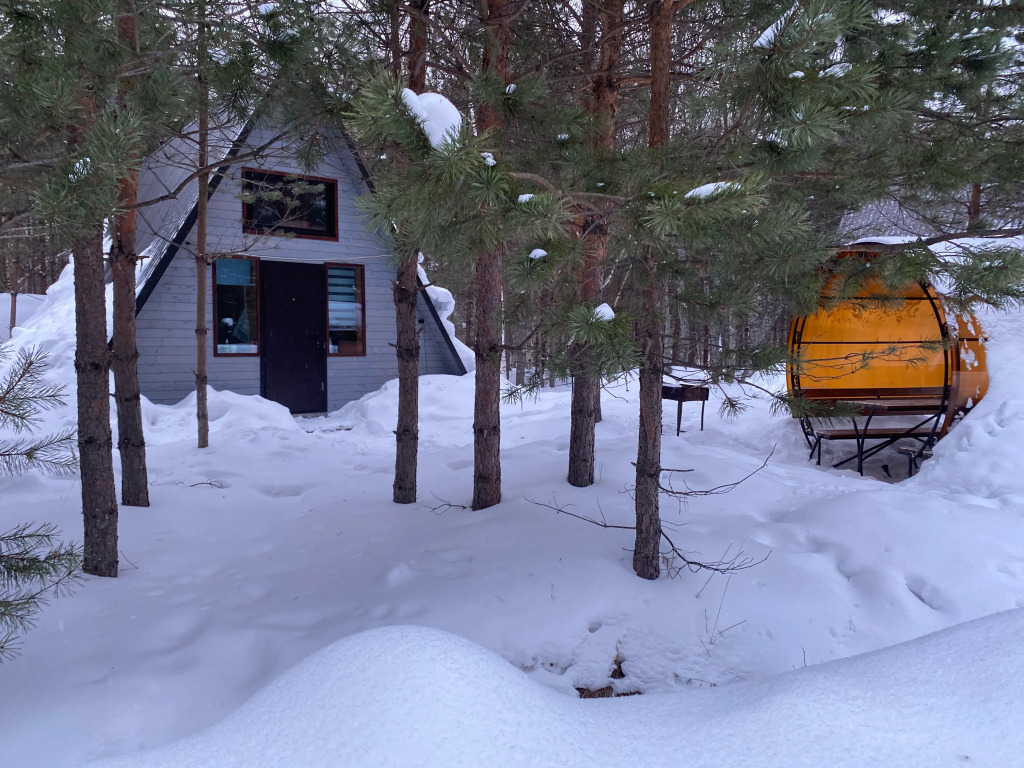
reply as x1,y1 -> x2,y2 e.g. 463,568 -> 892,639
0,522 -> 81,661
0,428 -> 77,476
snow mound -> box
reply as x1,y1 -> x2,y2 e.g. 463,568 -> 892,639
141,388 -> 300,446
91,616 -> 1024,768
327,373 -> 479,446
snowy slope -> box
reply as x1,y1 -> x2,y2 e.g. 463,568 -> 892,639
92,618 -> 1023,768
1,266 -> 1023,767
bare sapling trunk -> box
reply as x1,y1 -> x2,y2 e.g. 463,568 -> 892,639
471,0 -> 510,510
8,258 -> 18,339
75,228 -> 120,577
110,171 -> 150,507
194,8 -> 210,449
393,258 -> 420,503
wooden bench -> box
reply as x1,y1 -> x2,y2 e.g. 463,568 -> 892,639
798,387 -> 948,475
813,427 -> 938,474
662,384 -> 710,435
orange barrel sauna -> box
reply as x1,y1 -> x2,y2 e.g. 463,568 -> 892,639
788,250 -> 988,444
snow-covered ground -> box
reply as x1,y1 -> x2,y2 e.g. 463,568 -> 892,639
0,292 -> 46,341
2,265 -> 1023,767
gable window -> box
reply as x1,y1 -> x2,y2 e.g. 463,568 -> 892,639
327,264 -> 365,356
214,258 -> 259,355
242,168 -> 338,240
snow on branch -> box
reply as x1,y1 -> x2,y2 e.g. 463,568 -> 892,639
400,89 -> 463,149
753,3 -> 800,49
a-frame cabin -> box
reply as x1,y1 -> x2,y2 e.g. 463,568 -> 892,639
132,120 -> 466,414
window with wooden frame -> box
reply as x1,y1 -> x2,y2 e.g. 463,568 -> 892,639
213,258 -> 259,356
326,264 -> 365,356
242,168 -> 338,240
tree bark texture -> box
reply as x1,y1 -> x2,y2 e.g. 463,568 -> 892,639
110,170 -> 150,507
470,0 -> 510,511
393,258 -> 420,503
74,228 -> 119,578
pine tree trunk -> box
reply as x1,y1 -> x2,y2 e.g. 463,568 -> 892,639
632,0 -> 677,580
648,0 -> 675,148
388,0 -> 402,79
391,0 -> 429,505
194,8 -> 210,450
408,0 -> 430,91
633,270 -> 663,580
472,246 -> 502,510
471,0 -> 510,511
74,228 -> 119,578
567,0 -> 622,486
568,372 -> 598,486
110,170 -> 149,507
393,258 -> 419,503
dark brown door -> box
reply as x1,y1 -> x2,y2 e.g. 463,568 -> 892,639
259,260 -> 328,413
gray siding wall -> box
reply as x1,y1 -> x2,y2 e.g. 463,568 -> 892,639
135,124 -> 461,411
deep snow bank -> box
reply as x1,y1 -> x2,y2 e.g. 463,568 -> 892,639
93,616 -> 1024,768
